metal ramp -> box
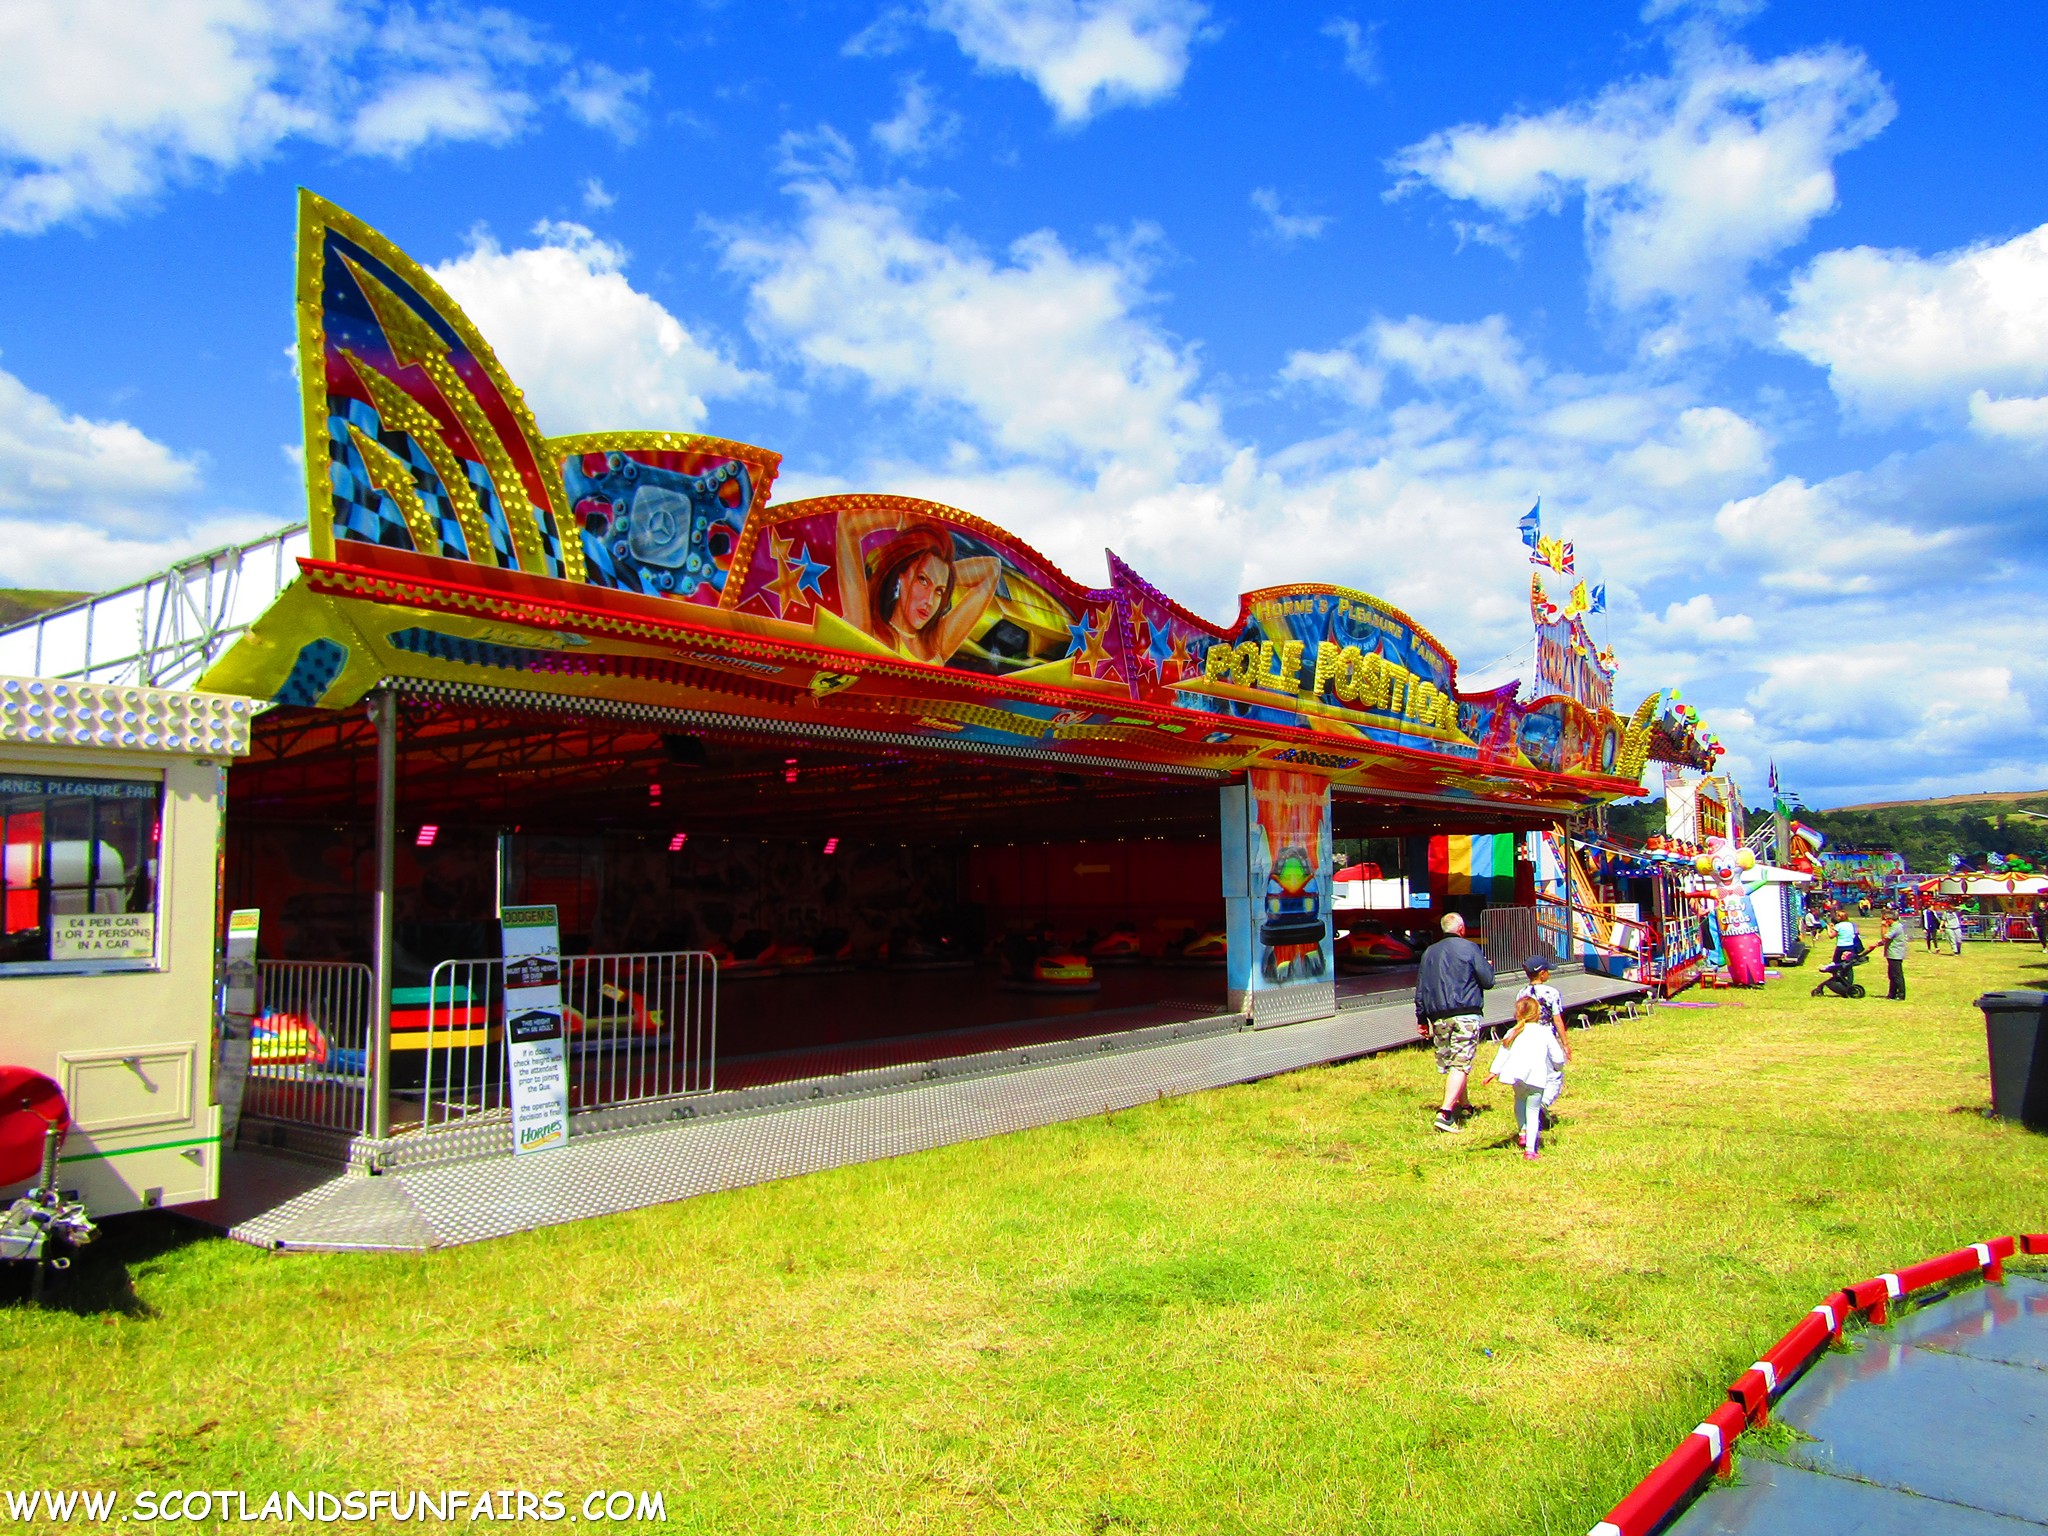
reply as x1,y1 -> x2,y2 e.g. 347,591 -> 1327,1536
0,523 -> 306,686
199,1001 -> 1424,1252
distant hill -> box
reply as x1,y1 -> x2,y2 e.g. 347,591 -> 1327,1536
1599,789 -> 2048,875
0,589 -> 86,629
1830,789 -> 2048,812
1803,791 -> 2048,875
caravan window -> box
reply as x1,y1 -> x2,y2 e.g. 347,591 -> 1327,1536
0,774 -> 163,970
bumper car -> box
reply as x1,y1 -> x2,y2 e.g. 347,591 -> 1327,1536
1088,924 -> 1147,966
999,927 -> 1101,993
779,926 -> 854,974
1161,928 -> 1228,966
1334,924 -> 1415,971
719,928 -> 781,980
885,927 -> 976,971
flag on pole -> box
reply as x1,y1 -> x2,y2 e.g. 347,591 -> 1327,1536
1589,583 -> 1606,613
1531,534 -> 1575,574
1562,580 -> 1591,618
1518,499 -> 1542,550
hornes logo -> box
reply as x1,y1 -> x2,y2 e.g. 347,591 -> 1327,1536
519,1119 -> 564,1148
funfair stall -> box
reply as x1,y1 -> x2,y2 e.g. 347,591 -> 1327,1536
0,676 -> 255,1263
0,194 -> 1694,1192
1931,875 -> 2048,940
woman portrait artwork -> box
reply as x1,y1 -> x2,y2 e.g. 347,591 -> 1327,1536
835,504 -> 999,666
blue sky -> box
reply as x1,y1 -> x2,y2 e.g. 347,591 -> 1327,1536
1,0 -> 2045,807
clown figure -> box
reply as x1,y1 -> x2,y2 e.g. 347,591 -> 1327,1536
1697,839 -> 1766,986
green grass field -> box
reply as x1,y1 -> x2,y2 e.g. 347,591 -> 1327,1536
4,927 -> 2046,1533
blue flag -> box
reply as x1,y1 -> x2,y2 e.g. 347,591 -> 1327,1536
1589,582 -> 1606,613
1518,499 -> 1541,550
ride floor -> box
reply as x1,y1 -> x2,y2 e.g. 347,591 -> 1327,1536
1669,1273 -> 2048,1533
712,963 -> 1226,1085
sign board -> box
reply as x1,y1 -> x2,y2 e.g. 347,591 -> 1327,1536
52,911 -> 156,961
500,904 -> 569,1154
217,908 -> 259,1143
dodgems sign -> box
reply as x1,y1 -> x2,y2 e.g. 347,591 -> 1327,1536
501,905 -> 569,1154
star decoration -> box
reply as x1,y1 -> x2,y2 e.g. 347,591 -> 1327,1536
1076,607 -> 1113,674
792,543 -> 828,597
1066,617 -> 1092,660
766,530 -> 824,620
1145,611 -> 1176,674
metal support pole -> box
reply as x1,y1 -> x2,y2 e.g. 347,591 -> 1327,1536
368,689 -> 398,1142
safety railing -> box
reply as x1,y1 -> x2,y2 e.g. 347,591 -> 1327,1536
416,958 -> 507,1131
1478,905 -> 1541,966
243,961 -> 375,1135
1533,892 -> 1655,982
1588,1234 -> 2047,1536
412,950 -> 718,1136
564,950 -> 718,1108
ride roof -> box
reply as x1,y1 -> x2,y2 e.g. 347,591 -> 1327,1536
201,192 -> 1666,817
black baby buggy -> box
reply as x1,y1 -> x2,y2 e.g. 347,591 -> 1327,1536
1810,947 -> 1868,999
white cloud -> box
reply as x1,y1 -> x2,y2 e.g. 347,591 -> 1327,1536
1779,223 -> 2048,422
776,125 -> 860,181
1616,405 -> 1770,487
872,75 -> 961,161
580,177 -> 615,212
0,0 -> 578,234
0,509 -> 282,592
1749,648 -> 2033,766
0,356 -> 199,525
0,355 -> 284,590
1391,29 -> 1892,341
1371,314 -> 1533,402
558,63 -> 651,144
431,222 -> 762,436
724,180 -> 1220,479
1642,592 -> 1755,645
1321,17 -> 1380,84
710,167 -> 2044,801
1970,391 -> 2048,443
922,0 -> 1209,126
1713,474 -> 1951,595
1279,346 -> 1381,409
1250,187 -> 1330,244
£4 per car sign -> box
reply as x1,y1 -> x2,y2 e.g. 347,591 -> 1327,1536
500,905 -> 569,1153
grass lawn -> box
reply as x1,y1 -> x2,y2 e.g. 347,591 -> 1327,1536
4,925 -> 2046,1533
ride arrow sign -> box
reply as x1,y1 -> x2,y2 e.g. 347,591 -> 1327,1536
500,904 -> 569,1154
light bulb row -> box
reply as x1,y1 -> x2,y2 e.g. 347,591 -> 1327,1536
0,676 -> 255,757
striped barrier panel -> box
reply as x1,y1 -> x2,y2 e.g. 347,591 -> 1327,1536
1587,1234 -> 2042,1536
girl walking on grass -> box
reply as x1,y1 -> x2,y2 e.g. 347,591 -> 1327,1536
1488,996 -> 1568,1161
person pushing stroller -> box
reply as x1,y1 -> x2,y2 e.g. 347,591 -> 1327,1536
1812,913 -> 1872,999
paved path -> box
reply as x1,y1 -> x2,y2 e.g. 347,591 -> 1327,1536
195,967 -> 1647,1253
1671,1274 -> 2048,1533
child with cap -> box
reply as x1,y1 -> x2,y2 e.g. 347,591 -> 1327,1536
1518,955 -> 1568,1124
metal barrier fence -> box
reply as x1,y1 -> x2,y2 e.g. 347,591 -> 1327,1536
1533,892 -> 1655,982
244,961 -> 375,1135
416,950 -> 718,1135
1479,905 -> 1540,965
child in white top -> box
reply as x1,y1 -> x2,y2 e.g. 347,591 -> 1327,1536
1517,956 -> 1567,1120
1490,995 -> 1567,1160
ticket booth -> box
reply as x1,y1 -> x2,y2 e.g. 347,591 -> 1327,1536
0,674 -> 254,1215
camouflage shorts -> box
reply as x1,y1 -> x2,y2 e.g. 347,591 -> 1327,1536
1428,1013 -> 1484,1073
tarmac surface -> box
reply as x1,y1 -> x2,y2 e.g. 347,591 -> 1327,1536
1671,1274 -> 2048,1533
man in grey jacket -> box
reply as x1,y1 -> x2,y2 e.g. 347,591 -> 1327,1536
1883,912 -> 1909,1000
1414,912 -> 1496,1132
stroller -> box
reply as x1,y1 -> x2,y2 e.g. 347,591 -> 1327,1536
1810,946 -> 1869,999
